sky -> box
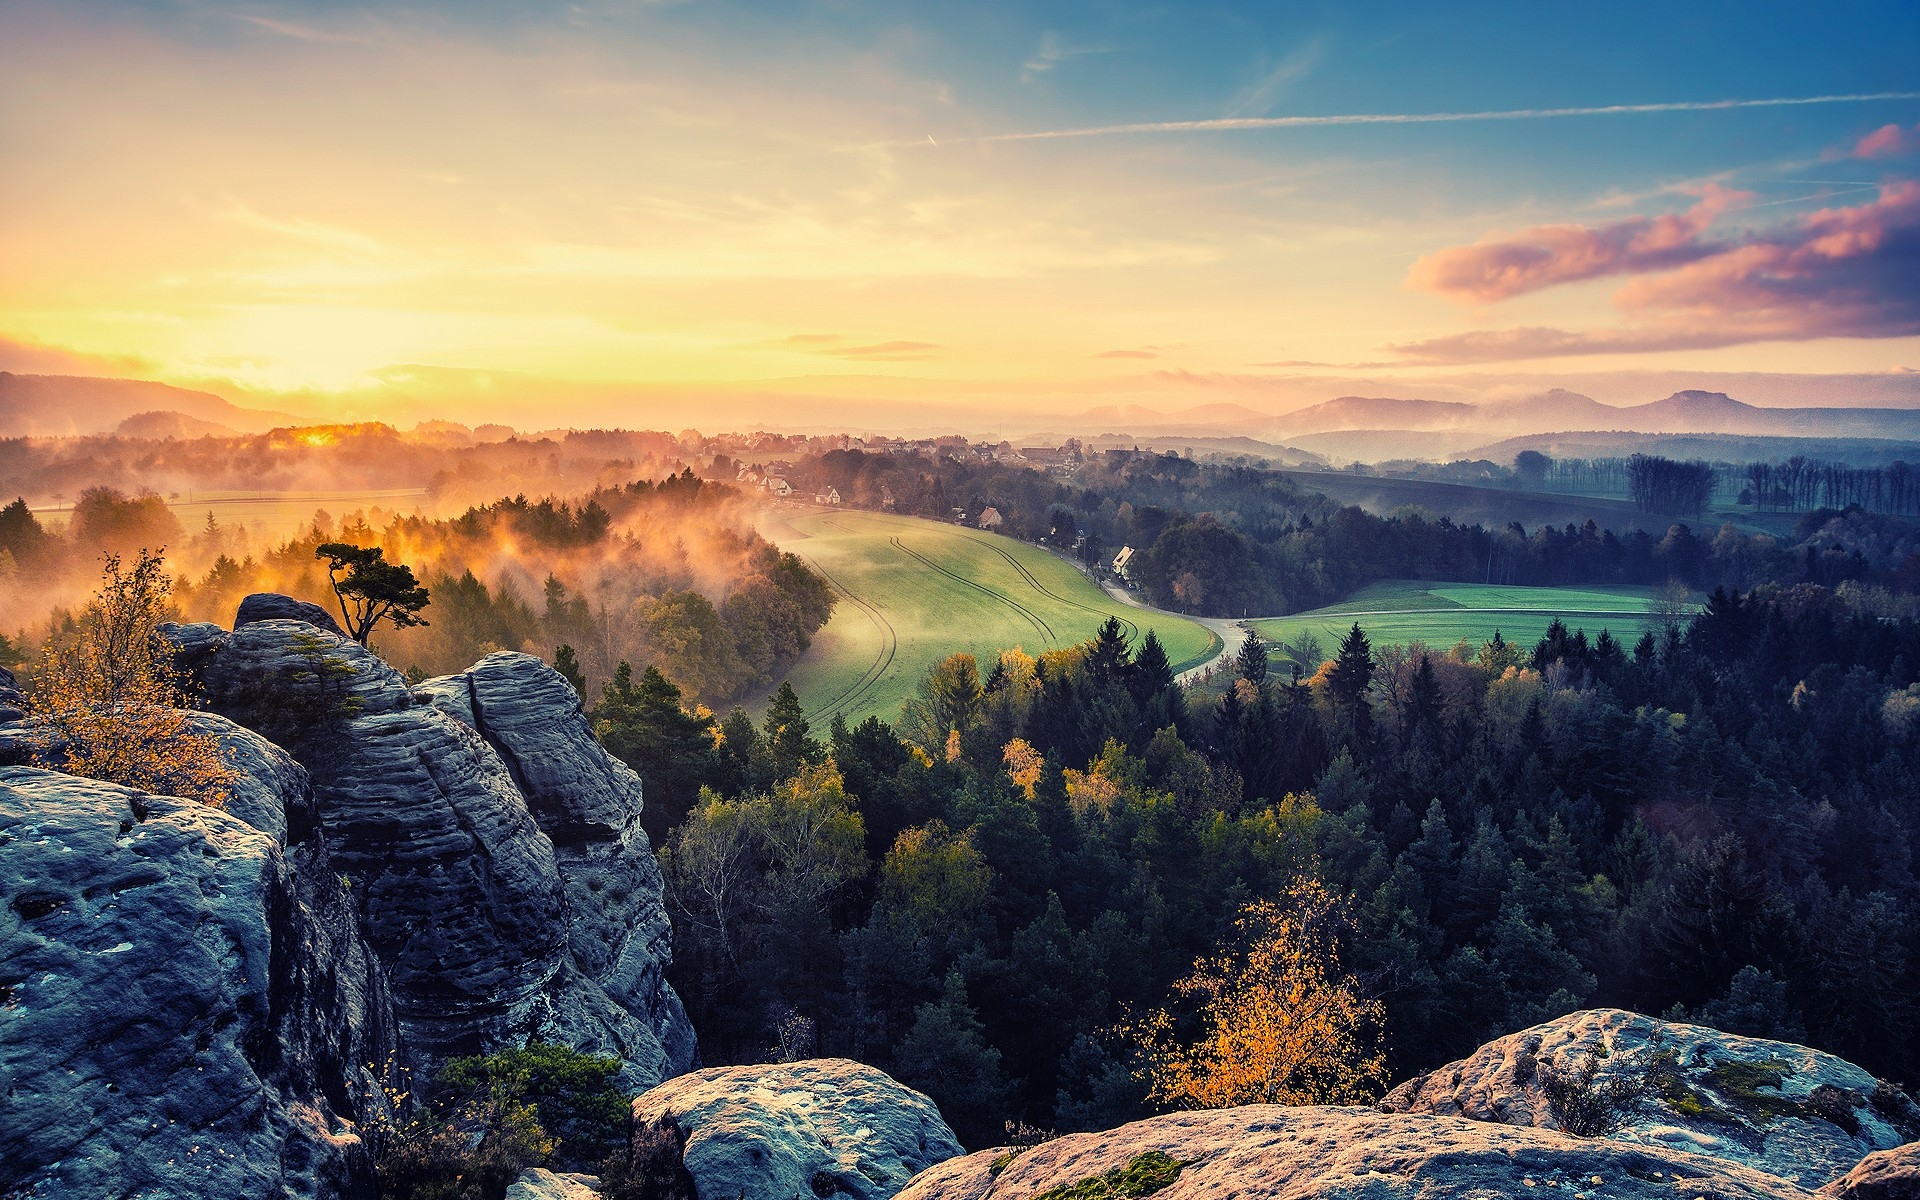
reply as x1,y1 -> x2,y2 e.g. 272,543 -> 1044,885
3,0 -> 1919,428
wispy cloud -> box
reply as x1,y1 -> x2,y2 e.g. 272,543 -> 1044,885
1021,31 -> 1112,83
1225,38 -> 1326,118
1407,184 -> 1749,302
1855,123 -> 1919,158
778,334 -> 938,361
1095,348 -> 1158,359
934,91 -> 1920,144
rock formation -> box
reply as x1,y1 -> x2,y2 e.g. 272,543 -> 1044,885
1383,1009 -> 1920,1189
631,1058 -> 964,1200
900,1105 -> 1826,1200
1820,1142 -> 1920,1200
197,608 -> 695,1089
236,591 -> 348,637
0,751 -> 391,1199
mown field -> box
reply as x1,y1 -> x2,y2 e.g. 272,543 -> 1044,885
758,508 -> 1220,726
1249,579 -> 1665,665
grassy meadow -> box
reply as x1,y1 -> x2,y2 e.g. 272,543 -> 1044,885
1249,579 -> 1665,666
759,508 -> 1219,726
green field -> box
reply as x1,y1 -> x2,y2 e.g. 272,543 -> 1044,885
760,509 -> 1220,726
1249,580 -> 1665,663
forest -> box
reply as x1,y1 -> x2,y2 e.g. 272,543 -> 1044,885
590,582 -> 1920,1149
0,472 -> 834,705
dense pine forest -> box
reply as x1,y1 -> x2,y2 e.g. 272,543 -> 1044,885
593,580 -> 1920,1147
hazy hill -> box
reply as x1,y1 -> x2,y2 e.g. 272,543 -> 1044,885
1473,430 -> 1920,467
0,373 -> 294,436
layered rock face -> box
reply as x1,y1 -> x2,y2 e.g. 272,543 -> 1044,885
902,1106 -> 1824,1200
1383,1009 -> 1920,1189
1822,1142 -> 1920,1200
0,751 -> 391,1199
201,613 -> 695,1088
632,1059 -> 964,1200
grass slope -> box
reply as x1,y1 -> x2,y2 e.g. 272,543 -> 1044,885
761,508 -> 1218,726
1249,579 -> 1663,662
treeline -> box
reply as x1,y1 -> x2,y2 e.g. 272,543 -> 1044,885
1,473 -> 833,704
1743,456 -> 1920,516
598,585 -> 1920,1147
0,422 -> 686,512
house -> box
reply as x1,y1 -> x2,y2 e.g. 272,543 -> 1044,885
816,486 -> 841,505
766,477 -> 794,497
1112,545 -> 1135,577
879,483 -> 896,509
977,506 -> 1005,530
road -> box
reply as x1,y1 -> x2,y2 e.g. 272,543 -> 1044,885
1094,578 -> 1244,686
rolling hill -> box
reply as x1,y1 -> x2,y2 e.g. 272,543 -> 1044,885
0,373 -> 297,436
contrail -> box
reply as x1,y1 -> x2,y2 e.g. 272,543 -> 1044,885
933,91 -> 1920,144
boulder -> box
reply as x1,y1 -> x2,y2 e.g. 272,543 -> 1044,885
235,592 -> 347,637
1822,1142 -> 1920,1200
505,1168 -> 603,1200
204,623 -> 694,1090
632,1058 -> 963,1200
0,766 -> 390,1199
1381,1009 -> 1919,1189
157,619 -> 230,687
899,1105 -> 1822,1200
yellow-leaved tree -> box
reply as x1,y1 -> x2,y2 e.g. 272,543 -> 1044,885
28,550 -> 236,807
1130,878 -> 1388,1109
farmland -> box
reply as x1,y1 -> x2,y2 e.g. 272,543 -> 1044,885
758,508 -> 1220,726
1248,579 -> 1668,666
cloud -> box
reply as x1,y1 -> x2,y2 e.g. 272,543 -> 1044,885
1392,181 -> 1920,361
1406,185 -> 1748,302
1225,38 -> 1326,118
933,91 -> 1920,145
1095,349 -> 1158,359
1855,123 -> 1918,158
1021,32 -> 1112,83
1389,325 -> 1751,364
777,334 -> 938,361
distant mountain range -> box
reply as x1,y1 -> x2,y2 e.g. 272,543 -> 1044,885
1070,388 -> 1920,461
0,373 -> 296,436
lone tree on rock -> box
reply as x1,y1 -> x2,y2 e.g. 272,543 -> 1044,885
315,542 -> 431,645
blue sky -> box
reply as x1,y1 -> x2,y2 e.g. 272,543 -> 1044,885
2,0 -> 1917,420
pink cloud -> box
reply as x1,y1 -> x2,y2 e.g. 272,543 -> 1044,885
1406,185 -> 1749,303
1393,181 -> 1920,362
1855,123 -> 1916,159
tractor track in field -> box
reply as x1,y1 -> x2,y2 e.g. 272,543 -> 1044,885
887,535 -> 1058,645
783,520 -> 899,723
956,530 -> 1142,642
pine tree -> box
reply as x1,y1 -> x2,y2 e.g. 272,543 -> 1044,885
762,681 -> 822,781
1235,630 -> 1269,686
1327,623 -> 1374,743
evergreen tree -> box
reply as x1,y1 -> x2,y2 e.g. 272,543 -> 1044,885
893,972 -> 1010,1149
762,681 -> 822,781
1235,629 -> 1269,686
592,663 -> 720,840
1327,623 -> 1374,743
552,644 -> 586,697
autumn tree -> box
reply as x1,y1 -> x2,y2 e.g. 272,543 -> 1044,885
1130,879 -> 1388,1109
27,550 -> 236,807
314,541 -> 432,645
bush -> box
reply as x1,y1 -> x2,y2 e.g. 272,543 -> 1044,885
1537,1034 -> 1672,1138
439,1043 -> 632,1172
599,1115 -> 697,1200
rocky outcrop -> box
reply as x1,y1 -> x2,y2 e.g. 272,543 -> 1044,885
1382,1009 -> 1919,1189
1822,1142 -> 1920,1200
418,652 -> 696,1085
900,1105 -> 1824,1200
0,763 -> 390,1199
236,591 -> 347,637
203,612 -> 695,1090
632,1059 -> 963,1200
